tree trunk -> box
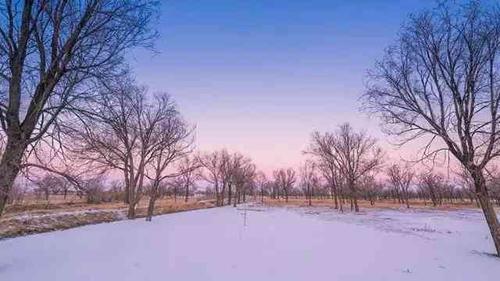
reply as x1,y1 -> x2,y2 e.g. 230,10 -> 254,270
127,182 -> 137,219
348,179 -> 359,212
0,139 -> 26,216
123,183 -> 130,204
128,202 -> 136,219
184,182 -> 189,203
404,191 -> 410,209
333,185 -> 338,209
221,184 -> 226,205
146,195 -> 156,222
233,190 -> 238,207
471,168 -> 500,256
339,194 -> 344,213
215,183 -> 221,206
308,185 -> 312,206
146,182 -> 160,221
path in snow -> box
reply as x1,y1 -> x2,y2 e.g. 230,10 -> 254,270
0,205 -> 499,281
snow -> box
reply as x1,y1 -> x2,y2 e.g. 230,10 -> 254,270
1,205 -> 499,281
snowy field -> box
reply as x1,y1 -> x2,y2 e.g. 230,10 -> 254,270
1,205 -> 499,281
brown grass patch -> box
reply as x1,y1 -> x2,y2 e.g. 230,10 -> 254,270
0,197 -> 216,239
261,197 -> 482,211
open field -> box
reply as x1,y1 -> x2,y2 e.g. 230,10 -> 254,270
261,198 -> 485,211
0,204 -> 498,281
1,195 -> 493,240
0,196 -> 215,239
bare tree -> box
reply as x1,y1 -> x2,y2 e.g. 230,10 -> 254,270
68,81 -> 189,219
144,97 -> 193,221
220,150 -> 235,205
317,161 -> 340,209
307,133 -> 341,209
69,80 -> 143,218
177,155 -> 201,203
273,168 -> 296,202
387,163 -> 415,208
255,171 -> 268,203
34,174 -> 62,201
198,150 -> 225,206
364,1 -> 500,254
300,160 -> 318,206
312,123 -> 382,212
81,177 -> 107,204
418,173 -> 445,207
455,167 -> 475,203
0,0 -> 158,215
359,175 -> 383,206
229,153 -> 255,207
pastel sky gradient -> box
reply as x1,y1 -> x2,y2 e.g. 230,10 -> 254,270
129,0 -> 437,173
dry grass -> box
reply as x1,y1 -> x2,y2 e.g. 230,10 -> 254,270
262,197 -> 482,211
0,196 -> 216,239
2,195 -> 488,239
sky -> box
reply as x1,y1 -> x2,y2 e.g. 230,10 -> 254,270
129,0 -> 437,174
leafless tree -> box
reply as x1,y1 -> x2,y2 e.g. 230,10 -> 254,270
273,168 -> 296,202
0,0 -> 158,215
387,163 -> 415,208
229,153 -> 255,207
199,149 -> 256,206
68,80 -> 189,219
144,98 -> 193,221
311,123 -> 382,212
418,173 -> 445,207
198,150 -> 226,206
81,177 -> 107,204
69,80 -> 143,218
455,167 -> 477,204
34,174 -> 62,201
487,173 -> 500,207
318,161 -> 340,209
255,171 -> 268,203
359,175 -> 383,206
165,177 -> 183,202
364,1 -> 500,254
300,160 -> 318,206
177,155 -> 201,203
220,150 -> 237,205
307,133 -> 341,209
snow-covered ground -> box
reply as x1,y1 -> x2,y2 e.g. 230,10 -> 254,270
1,205 -> 499,281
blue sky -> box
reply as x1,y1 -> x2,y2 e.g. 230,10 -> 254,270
129,0 -> 436,172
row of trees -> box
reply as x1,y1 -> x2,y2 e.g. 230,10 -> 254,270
1,0 -> 499,256
257,160 -> 500,210
12,114 -> 500,220
198,150 -> 256,207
